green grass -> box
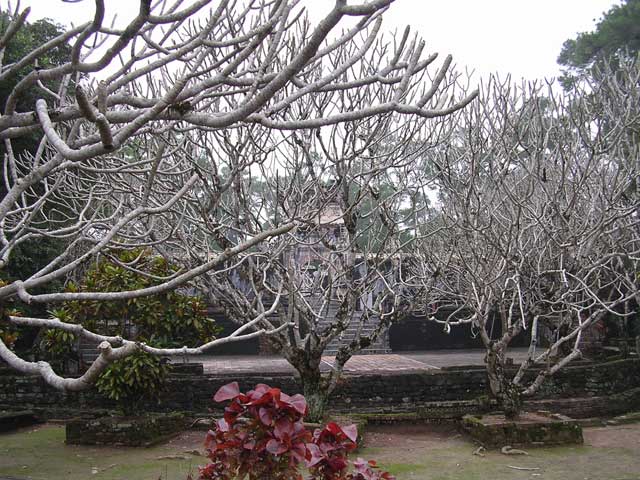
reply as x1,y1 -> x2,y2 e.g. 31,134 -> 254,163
2,423 -> 640,480
382,462 -> 429,477
0,424 -> 201,480
357,425 -> 640,480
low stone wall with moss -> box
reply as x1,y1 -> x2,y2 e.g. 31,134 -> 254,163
1,358 -> 639,420
65,413 -> 188,446
461,412 -> 584,448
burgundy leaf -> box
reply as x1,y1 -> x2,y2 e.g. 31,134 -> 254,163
274,417 -> 295,440
266,439 -> 288,455
325,422 -> 342,436
214,382 -> 241,402
259,407 -> 274,426
225,401 -> 243,414
216,418 -> 230,432
291,443 -> 307,463
252,383 -> 271,395
319,441 -> 336,453
248,387 -> 280,406
353,457 -> 368,471
305,443 -> 325,467
200,383 -> 388,480
286,394 -> 308,415
243,439 -> 256,450
341,423 -> 358,443
328,456 -> 348,472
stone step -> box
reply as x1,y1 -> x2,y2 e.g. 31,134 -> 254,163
323,347 -> 392,356
324,328 -> 390,356
326,328 -> 379,335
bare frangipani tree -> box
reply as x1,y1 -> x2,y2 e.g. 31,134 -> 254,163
419,61 -> 640,417
188,110 -> 459,421
0,0 -> 477,391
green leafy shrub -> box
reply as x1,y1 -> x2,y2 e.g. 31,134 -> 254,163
39,249 -> 217,362
0,294 -> 21,350
35,249 -> 216,407
37,308 -> 76,360
61,249 -> 218,347
95,349 -> 170,415
39,329 -> 76,359
0,323 -> 19,350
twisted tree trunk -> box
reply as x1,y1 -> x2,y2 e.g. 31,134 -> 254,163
302,375 -> 331,424
284,343 -> 331,423
486,346 -> 522,419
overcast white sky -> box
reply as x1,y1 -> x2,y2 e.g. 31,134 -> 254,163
16,0 -> 618,81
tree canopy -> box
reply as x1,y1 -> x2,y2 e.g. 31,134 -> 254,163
0,0 -> 476,391
0,12 -> 71,319
558,0 -> 640,85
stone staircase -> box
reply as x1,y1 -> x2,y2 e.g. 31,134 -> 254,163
314,297 -> 391,356
323,325 -> 391,356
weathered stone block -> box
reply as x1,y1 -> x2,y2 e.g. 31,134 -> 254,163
65,413 -> 188,447
462,411 -> 583,447
0,410 -> 41,432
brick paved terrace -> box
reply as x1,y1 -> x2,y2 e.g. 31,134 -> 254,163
173,348 -> 530,376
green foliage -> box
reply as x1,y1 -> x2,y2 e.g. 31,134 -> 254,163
38,329 -> 76,359
39,331 -> 75,358
0,12 -> 71,111
0,280 -> 21,350
558,0 -> 640,87
38,249 -> 218,381
0,238 -> 66,319
1,238 -> 65,284
0,321 -> 19,350
61,249 -> 218,348
0,11 -> 71,163
36,249 -> 210,412
95,350 -> 170,415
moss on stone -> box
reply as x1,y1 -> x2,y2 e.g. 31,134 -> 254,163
461,413 -> 584,448
65,413 -> 188,447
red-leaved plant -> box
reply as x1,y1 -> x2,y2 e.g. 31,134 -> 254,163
200,382 -> 309,480
348,459 -> 396,480
306,422 -> 357,479
198,382 -> 395,480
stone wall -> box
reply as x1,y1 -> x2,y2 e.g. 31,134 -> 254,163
66,413 -> 188,446
1,359 -> 639,420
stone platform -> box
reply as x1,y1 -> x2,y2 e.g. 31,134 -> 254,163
462,411 -> 584,447
178,348 -> 531,375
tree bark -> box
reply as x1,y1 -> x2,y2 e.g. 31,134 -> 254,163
285,346 -> 331,423
302,378 -> 330,423
486,346 -> 522,419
